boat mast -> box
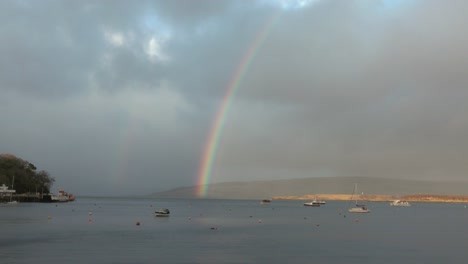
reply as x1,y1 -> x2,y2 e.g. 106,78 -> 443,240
354,183 -> 358,205
10,176 -> 15,202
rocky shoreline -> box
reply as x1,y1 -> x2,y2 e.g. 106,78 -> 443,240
273,194 -> 468,203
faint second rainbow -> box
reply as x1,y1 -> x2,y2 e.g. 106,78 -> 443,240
196,11 -> 281,197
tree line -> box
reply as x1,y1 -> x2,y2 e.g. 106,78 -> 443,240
0,154 -> 55,194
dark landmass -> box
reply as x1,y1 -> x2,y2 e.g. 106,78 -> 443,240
150,176 -> 468,200
0,153 -> 55,202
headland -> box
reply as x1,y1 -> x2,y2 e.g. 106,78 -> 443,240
273,194 -> 468,203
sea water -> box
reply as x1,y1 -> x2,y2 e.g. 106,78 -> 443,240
0,197 -> 467,263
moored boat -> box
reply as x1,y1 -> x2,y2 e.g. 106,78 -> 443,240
349,204 -> 370,213
42,189 -> 74,203
303,201 -> 321,207
3,200 -> 19,206
53,190 -> 70,202
348,184 -> 370,213
390,200 -> 411,206
155,208 -> 170,217
0,180 -> 18,205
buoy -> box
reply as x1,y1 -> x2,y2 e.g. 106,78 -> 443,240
316,224 -> 320,226
88,218 -> 92,222
354,219 -> 359,222
88,212 -> 92,215
47,216 -> 51,220
258,219 -> 262,223
188,217 -> 192,220
136,221 -> 140,226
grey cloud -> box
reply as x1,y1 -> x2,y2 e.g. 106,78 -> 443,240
2,0 -> 468,196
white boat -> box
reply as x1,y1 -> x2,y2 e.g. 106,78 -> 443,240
348,183 -> 370,213
3,200 -> 19,206
154,208 -> 170,217
349,205 -> 370,213
390,200 -> 411,206
303,201 -> 321,207
50,190 -> 70,202
1,177 -> 18,205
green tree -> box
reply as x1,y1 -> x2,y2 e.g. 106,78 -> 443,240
0,154 -> 55,194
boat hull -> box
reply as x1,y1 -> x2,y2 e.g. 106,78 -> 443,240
2,201 -> 19,206
155,214 -> 170,217
154,208 -> 170,217
348,208 -> 370,213
303,203 -> 320,207
390,200 -> 411,206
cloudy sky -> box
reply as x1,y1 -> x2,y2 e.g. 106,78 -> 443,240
1,0 -> 468,196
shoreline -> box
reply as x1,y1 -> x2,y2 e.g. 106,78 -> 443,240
273,194 -> 468,203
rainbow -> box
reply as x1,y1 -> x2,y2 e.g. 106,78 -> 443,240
196,11 -> 281,197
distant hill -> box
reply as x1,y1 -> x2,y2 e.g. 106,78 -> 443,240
149,176 -> 468,199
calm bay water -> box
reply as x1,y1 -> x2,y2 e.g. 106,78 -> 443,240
1,197 -> 467,263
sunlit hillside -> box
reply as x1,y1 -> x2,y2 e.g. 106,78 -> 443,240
150,176 -> 468,199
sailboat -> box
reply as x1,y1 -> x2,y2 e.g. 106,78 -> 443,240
5,176 -> 19,205
348,183 -> 369,213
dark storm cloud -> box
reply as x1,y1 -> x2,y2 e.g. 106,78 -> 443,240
1,0 -> 468,195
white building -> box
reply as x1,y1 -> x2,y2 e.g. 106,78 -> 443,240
0,184 -> 15,197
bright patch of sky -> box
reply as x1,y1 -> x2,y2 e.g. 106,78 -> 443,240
145,36 -> 169,63
139,12 -> 172,63
260,0 -> 321,10
140,12 -> 172,38
102,13 -> 171,63
382,0 -> 410,9
377,0 -> 416,14
105,31 -> 125,47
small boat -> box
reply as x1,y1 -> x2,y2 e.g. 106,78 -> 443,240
3,200 -> 19,206
1,178 -> 18,205
390,200 -> 411,206
55,190 -> 70,202
44,189 -> 72,203
260,199 -> 271,204
154,208 -> 170,217
303,201 -> 321,207
349,204 -> 370,213
348,183 -> 370,213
